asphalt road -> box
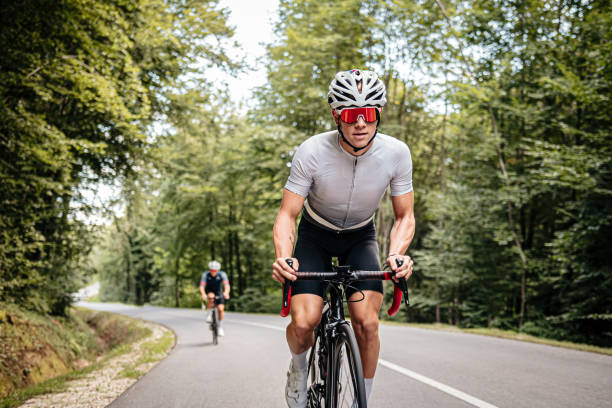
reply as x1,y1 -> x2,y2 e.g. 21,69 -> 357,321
78,302 -> 612,408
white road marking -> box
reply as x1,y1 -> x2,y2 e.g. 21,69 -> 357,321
378,359 -> 499,408
229,318 -> 499,408
228,319 -> 286,332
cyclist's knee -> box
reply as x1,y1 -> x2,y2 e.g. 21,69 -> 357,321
352,315 -> 379,340
289,294 -> 323,336
291,313 -> 320,337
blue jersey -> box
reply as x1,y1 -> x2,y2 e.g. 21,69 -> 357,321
200,271 -> 229,294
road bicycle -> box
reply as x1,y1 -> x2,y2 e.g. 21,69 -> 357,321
280,259 -> 409,408
203,294 -> 224,345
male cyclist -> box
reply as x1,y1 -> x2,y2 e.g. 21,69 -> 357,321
200,260 -> 230,336
272,69 -> 415,407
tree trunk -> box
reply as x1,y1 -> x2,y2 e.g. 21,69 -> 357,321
174,255 -> 180,308
235,230 -> 243,296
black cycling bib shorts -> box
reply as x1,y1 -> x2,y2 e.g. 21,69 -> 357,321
292,216 -> 383,299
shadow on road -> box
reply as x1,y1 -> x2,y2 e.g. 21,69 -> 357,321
177,341 -> 219,348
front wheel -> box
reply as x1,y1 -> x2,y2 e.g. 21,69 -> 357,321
331,323 -> 366,408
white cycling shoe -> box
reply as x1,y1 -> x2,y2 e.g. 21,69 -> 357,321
218,327 -> 225,337
285,360 -> 307,408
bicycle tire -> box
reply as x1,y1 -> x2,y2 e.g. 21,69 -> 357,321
330,323 -> 366,408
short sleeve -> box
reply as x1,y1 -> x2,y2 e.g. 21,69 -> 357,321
200,272 -> 207,285
390,144 -> 413,196
284,143 -> 314,197
221,272 -> 229,283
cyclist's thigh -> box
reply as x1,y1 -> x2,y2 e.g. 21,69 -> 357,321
292,223 -> 332,299
341,233 -> 383,300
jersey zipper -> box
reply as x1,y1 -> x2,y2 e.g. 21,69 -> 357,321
341,157 -> 358,229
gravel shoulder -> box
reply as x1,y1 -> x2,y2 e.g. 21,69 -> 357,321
19,320 -> 175,408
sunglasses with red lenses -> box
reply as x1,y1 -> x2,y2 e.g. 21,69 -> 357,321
339,107 -> 379,124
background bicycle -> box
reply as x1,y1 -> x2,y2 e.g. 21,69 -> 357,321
203,294 -> 226,345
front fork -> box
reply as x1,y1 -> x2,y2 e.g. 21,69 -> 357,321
324,320 -> 350,407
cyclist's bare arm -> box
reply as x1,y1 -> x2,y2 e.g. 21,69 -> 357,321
223,282 -> 231,299
199,284 -> 206,300
272,189 -> 305,283
387,191 -> 415,278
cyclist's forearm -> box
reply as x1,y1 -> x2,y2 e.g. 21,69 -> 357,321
388,214 -> 415,256
273,213 -> 296,258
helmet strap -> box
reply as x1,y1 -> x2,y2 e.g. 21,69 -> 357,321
338,126 -> 378,153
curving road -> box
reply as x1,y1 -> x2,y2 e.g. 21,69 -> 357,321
78,302 -> 612,408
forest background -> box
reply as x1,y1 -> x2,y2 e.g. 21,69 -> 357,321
1,0 -> 610,347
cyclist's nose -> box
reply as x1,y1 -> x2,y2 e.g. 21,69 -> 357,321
354,115 -> 367,127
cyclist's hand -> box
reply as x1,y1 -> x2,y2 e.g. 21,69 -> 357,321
387,254 -> 414,281
223,293 -> 230,300
272,257 -> 299,284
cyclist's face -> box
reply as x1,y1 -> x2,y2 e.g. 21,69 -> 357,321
332,109 -> 377,152
210,269 -> 218,276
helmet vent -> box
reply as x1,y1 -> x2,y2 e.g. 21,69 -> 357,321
335,81 -> 350,91
365,90 -> 382,101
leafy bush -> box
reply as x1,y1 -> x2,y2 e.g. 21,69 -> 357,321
230,288 -> 281,314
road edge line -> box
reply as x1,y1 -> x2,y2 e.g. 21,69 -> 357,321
378,359 -> 499,408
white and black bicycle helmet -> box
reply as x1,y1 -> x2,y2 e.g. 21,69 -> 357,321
209,260 -> 221,270
327,69 -> 386,111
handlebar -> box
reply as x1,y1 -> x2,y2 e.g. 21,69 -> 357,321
280,259 -> 410,317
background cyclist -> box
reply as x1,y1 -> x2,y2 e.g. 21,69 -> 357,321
272,69 -> 416,407
200,260 -> 231,336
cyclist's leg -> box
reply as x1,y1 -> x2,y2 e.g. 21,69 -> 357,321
217,303 -> 225,320
215,295 -> 225,320
285,220 -> 331,407
287,232 -> 329,353
206,292 -> 215,309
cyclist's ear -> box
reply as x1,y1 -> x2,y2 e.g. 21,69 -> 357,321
331,109 -> 339,126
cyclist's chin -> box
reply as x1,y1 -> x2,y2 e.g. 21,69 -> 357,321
347,135 -> 370,147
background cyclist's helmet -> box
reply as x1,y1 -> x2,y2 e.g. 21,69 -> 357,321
209,260 -> 221,270
327,69 -> 387,111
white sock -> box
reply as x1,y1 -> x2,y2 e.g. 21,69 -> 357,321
365,378 -> 374,401
218,320 -> 222,327
291,350 -> 308,371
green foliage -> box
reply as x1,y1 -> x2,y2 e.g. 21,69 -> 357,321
231,288 -> 282,314
0,0 -> 235,315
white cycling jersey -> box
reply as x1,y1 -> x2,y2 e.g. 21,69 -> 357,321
285,130 -> 413,231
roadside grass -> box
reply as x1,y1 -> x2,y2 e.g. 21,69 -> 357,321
0,308 -> 156,408
117,330 -> 175,380
0,361 -> 103,408
380,321 -> 612,356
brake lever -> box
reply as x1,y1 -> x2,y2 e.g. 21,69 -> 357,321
280,258 -> 294,317
394,258 -> 409,307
